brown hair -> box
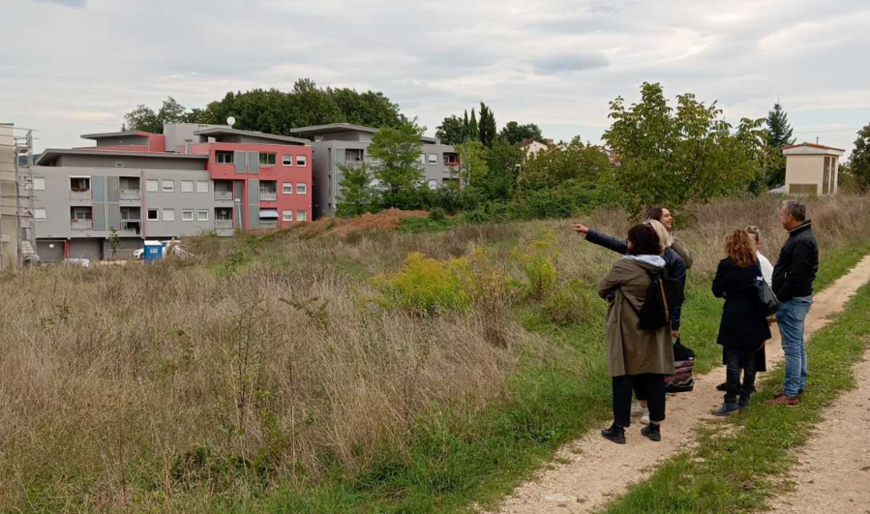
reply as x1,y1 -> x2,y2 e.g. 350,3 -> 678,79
725,229 -> 758,268
627,224 -> 661,256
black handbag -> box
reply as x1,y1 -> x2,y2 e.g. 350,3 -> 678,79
756,265 -> 779,316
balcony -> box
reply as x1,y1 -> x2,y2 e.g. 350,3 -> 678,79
214,190 -> 233,201
259,192 -> 277,201
71,219 -> 92,230
120,189 -> 141,200
120,220 -> 141,235
259,181 -> 278,202
216,220 -> 233,229
70,190 -> 91,201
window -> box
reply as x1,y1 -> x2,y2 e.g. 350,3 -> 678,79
428,154 -> 438,164
216,208 -> 232,221
146,179 -> 159,192
297,210 -> 308,221
34,208 -> 46,221
162,209 -> 175,222
282,182 -> 293,194
161,180 -> 174,192
296,155 -> 307,167
70,177 -> 90,192
181,180 -> 194,193
147,209 -> 159,221
259,153 -> 277,166
196,180 -> 209,193
197,209 -> 209,221
216,151 -> 234,164
33,177 -> 45,191
282,210 -> 293,222
182,209 -> 194,221
296,183 -> 307,194
282,154 -> 294,166
420,153 -> 426,165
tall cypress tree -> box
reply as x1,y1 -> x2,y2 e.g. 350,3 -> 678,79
478,102 -> 497,148
469,108 -> 480,141
764,102 -> 796,188
463,110 -> 470,142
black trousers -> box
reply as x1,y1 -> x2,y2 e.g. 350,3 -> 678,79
613,374 -> 666,427
723,346 -> 759,404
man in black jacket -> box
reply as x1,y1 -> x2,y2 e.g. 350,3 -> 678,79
766,200 -> 818,407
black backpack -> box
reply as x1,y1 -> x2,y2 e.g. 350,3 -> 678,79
637,271 -> 683,330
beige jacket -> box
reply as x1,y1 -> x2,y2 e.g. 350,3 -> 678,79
597,256 -> 675,377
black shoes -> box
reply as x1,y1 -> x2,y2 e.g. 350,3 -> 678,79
716,382 -> 727,391
712,403 -> 740,416
738,396 -> 751,409
641,423 -> 662,442
601,424 -> 626,444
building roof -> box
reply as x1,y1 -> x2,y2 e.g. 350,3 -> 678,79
194,127 -> 310,145
81,130 -> 156,140
289,123 -> 379,135
290,123 -> 440,144
782,142 -> 846,156
36,148 -> 209,166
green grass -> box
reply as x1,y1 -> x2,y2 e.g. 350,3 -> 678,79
600,283 -> 870,514
206,238 -> 870,514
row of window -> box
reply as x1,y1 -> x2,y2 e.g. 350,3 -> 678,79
37,207 -> 309,223
420,153 -> 460,165
146,179 -> 210,193
215,151 -> 308,167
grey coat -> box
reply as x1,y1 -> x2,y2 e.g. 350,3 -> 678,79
598,256 -> 676,377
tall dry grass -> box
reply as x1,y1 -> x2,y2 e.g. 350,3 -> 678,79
1,194 -> 869,512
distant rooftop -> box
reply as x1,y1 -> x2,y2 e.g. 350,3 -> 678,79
194,127 -> 310,145
81,130 -> 156,140
290,123 -> 439,144
782,142 -> 846,156
36,148 -> 208,166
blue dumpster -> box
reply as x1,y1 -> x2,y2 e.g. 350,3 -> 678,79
144,241 -> 163,261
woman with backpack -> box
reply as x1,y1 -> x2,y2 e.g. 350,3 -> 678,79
711,229 -> 772,416
598,224 -> 675,444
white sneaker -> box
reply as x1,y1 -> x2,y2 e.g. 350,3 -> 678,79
640,413 -> 651,425
631,403 -> 648,418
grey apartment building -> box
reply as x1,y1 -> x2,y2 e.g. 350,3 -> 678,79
30,123 -> 312,261
289,124 -> 459,218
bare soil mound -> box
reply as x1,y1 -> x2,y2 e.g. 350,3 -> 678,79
293,208 -> 428,239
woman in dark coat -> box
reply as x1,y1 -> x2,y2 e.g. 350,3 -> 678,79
711,229 -> 772,415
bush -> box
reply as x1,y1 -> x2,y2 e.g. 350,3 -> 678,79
398,216 -> 453,234
514,233 -> 559,301
541,280 -> 602,326
373,252 -> 472,315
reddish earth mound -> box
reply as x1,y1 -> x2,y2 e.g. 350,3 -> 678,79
294,208 -> 428,238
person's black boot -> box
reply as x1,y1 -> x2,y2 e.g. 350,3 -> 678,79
601,423 -> 626,444
738,395 -> 751,410
712,402 -> 740,416
716,382 -> 727,391
641,423 -> 661,442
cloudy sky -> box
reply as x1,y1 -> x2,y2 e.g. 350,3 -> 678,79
2,0 -> 869,156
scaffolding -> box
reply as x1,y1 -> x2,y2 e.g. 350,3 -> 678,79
0,123 -> 38,268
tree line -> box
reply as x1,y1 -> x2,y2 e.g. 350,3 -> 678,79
124,80 -> 870,221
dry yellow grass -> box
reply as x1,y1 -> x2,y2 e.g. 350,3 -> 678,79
1,194 -> 868,512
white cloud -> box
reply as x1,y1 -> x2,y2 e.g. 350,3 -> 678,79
1,0 -> 868,157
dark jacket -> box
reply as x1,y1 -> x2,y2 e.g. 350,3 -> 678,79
712,257 -> 772,349
772,221 -> 819,302
586,229 -> 687,331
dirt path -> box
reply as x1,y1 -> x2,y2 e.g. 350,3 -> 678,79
488,254 -> 870,514
768,347 -> 870,514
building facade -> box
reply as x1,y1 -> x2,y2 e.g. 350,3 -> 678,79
31,123 -> 312,261
0,123 -> 20,268
782,143 -> 845,195
289,123 -> 458,218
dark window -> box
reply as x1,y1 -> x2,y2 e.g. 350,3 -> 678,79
259,153 -> 277,166
216,151 -> 234,164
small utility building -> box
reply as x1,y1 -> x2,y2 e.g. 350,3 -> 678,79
782,143 -> 845,195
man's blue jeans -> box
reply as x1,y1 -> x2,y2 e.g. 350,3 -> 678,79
775,296 -> 813,397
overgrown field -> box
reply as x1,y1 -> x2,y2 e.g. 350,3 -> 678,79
2,195 -> 870,513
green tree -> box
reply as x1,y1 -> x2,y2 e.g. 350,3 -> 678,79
125,97 -> 203,133
107,227 -> 120,259
763,102 -> 796,187
436,115 -> 467,145
500,121 -> 543,145
484,138 -> 525,200
368,123 -> 425,207
478,102 -> 497,148
851,122 -> 870,190
604,82 -> 765,217
335,162 -> 377,216
468,109 -> 480,141
517,137 -> 610,194
455,140 -> 489,187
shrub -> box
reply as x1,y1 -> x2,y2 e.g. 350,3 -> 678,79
373,252 -> 472,315
398,216 -> 453,234
513,233 -> 559,301
541,279 -> 602,326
